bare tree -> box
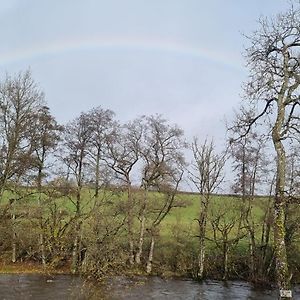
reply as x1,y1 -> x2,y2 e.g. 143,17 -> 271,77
38,179 -> 75,266
145,164 -> 184,273
189,138 -> 226,279
103,119 -> 143,265
235,5 -> 300,298
29,105 -> 62,266
61,113 -> 91,273
81,190 -> 126,279
135,115 -> 186,265
228,112 -> 269,196
85,107 -> 116,197
208,201 -> 246,280
228,118 -> 271,280
0,70 -> 44,198
0,70 -> 44,262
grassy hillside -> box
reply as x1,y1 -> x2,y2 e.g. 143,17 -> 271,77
1,186 -> 299,282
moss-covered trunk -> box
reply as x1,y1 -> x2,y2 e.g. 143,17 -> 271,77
272,91 -> 291,299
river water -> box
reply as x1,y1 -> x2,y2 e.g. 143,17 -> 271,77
0,274 -> 299,299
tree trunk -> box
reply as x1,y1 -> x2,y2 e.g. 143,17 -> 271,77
127,183 -> 135,265
12,210 -> 16,263
39,232 -> 46,266
248,229 -> 256,279
71,219 -> 82,274
274,197 -> 291,298
94,149 -> 100,197
146,234 -> 155,274
71,232 -> 79,274
222,242 -> 229,280
272,96 -> 291,299
198,237 -> 205,279
135,215 -> 145,264
198,195 -> 209,279
135,187 -> 148,264
245,198 -> 256,280
37,167 -> 46,267
72,188 -> 82,274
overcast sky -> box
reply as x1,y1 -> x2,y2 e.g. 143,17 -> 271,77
0,0 -> 290,146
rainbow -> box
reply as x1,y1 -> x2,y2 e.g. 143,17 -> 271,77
0,35 -> 242,70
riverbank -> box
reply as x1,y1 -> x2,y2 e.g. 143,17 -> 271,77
0,259 -> 298,291
0,260 -> 70,275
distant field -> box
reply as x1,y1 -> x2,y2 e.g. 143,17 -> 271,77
163,193 -> 269,224
1,187 -> 272,224
1,187 -> 274,245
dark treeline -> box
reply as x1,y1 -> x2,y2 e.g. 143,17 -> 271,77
0,4 -> 300,299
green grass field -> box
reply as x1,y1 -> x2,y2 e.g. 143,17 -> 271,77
2,186 -> 300,281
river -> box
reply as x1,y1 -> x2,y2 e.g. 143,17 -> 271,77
0,274 -> 299,299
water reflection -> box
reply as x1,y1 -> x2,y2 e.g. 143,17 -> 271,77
0,274 -> 103,300
105,276 -> 278,300
0,274 -> 298,299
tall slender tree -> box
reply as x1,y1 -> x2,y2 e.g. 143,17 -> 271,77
29,105 -> 62,266
103,119 -> 143,265
61,113 -> 91,273
136,115 -> 186,265
189,138 -> 226,279
0,70 -> 44,262
85,107 -> 116,197
236,5 -> 300,298
228,114 -> 271,279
